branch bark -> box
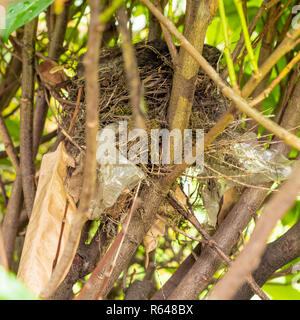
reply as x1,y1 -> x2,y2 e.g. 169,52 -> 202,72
0,115 -> 19,171
167,0 -> 218,131
20,17 -> 38,216
0,56 -> 22,112
33,1 -> 71,156
117,6 -> 146,130
168,187 -> 268,300
2,175 -> 23,267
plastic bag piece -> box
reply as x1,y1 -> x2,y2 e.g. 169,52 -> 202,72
231,132 -> 296,183
88,124 -> 145,220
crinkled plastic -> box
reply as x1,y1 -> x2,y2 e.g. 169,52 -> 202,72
201,133 -> 297,226
231,133 -> 295,183
88,124 -> 145,219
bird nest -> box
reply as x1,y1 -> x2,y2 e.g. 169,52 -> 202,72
52,39 -> 284,227
55,40 -> 232,167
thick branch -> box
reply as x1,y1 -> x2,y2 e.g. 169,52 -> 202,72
167,0 -> 218,131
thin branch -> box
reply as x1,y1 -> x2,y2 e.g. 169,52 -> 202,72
222,0 -> 281,79
48,0 -> 72,60
0,226 -> 9,270
0,130 -> 57,160
156,214 -> 205,244
153,0 -> 178,64
233,0 -> 258,73
0,175 -> 8,207
95,182 -> 142,300
33,1 -> 71,157
20,18 -> 38,217
117,6 -> 146,130
218,0 -> 238,88
250,51 -> 300,107
2,174 -> 23,268
0,115 -> 19,171
67,87 -> 82,135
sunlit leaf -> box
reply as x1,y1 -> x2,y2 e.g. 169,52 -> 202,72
282,201 -> 300,227
2,0 -> 54,42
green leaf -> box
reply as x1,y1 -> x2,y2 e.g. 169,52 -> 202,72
263,277 -> 300,300
281,201 -> 300,227
2,0 -> 54,42
4,117 -> 20,142
0,266 -> 38,300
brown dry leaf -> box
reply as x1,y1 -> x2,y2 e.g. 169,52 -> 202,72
158,185 -> 187,215
174,185 -> 187,208
143,219 -> 165,269
17,143 -> 80,296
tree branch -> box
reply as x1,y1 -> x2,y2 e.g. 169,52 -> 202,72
117,6 -> 146,130
2,175 -> 23,268
0,115 -> 19,171
33,1 -> 71,156
157,47 -> 300,299
166,0 -> 218,131
20,17 -> 38,216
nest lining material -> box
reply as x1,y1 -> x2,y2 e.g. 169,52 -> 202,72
58,40 -> 229,158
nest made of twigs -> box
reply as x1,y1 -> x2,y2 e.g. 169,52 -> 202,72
56,40 -> 228,158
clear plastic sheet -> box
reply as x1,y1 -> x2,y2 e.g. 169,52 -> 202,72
88,124 -> 145,219
201,133 -> 297,226
231,133 -> 295,183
